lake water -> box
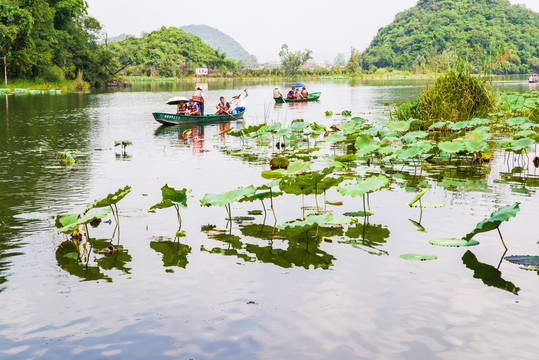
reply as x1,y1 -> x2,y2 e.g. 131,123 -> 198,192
1,77 -> 539,359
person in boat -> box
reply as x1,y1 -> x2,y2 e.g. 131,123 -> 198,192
287,88 -> 296,99
301,86 -> 308,98
192,86 -> 205,115
273,86 -> 283,100
294,87 -> 302,99
216,96 -> 231,114
231,91 -> 247,114
177,102 -> 188,115
188,99 -> 201,116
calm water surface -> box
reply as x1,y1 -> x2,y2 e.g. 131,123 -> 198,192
0,78 -> 538,359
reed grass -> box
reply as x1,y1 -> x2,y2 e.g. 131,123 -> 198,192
0,78 -> 89,90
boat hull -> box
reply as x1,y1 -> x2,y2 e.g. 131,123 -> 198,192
274,92 -> 321,103
152,110 -> 245,125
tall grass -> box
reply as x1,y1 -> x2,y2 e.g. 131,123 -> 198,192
0,78 -> 89,90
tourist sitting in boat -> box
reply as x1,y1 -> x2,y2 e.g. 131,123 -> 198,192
188,100 -> 201,116
301,87 -> 308,98
287,88 -> 296,99
177,102 -> 188,115
294,88 -> 303,99
216,96 -> 231,114
273,86 -> 283,99
192,86 -> 205,115
231,91 -> 247,114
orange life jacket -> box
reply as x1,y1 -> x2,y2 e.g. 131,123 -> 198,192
218,101 -> 230,114
301,89 -> 308,98
192,90 -> 203,103
177,103 -> 187,115
188,103 -> 200,115
287,90 -> 296,99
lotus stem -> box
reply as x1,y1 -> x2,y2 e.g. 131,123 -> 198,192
302,193 -> 305,219
175,204 -> 182,231
362,194 -> 366,215
270,189 -> 277,225
314,184 -> 319,213
497,226 -> 508,250
367,193 -> 371,210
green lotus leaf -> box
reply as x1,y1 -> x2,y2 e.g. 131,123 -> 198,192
343,211 -> 374,217
275,128 -> 292,137
438,141 -> 464,154
400,254 -> 437,261
398,146 -> 424,160
337,120 -> 357,132
510,137 -> 535,151
114,140 -> 132,147
334,154 -> 356,163
385,121 -> 410,132
447,121 -> 470,131
239,191 -> 283,203
356,143 -> 380,157
265,122 -> 282,132
55,213 -> 80,229
317,176 -> 344,193
401,131 -> 428,143
87,185 -> 131,210
310,122 -> 326,132
429,238 -> 480,247
58,208 -> 111,234
286,160 -> 311,175
378,146 -> 399,156
513,130 -> 536,138
429,121 -> 448,129
279,172 -> 327,196
496,138 -> 512,148
325,200 -> 343,206
261,169 -> 286,179
200,185 -> 256,207
463,202 -> 520,241
325,133 -> 347,142
408,189 -> 427,207
150,184 -> 189,211
355,134 -> 372,149
14,212 -> 55,220
463,139 -> 488,153
505,117 -> 527,126
378,130 -> 401,140
248,210 -> 264,215
410,202 -> 445,208
257,179 -> 281,190
505,255 -> 539,266
278,213 -> 333,232
337,175 -> 389,198
290,121 -> 310,131
468,118 -> 491,126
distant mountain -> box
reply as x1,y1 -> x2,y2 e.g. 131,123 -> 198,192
180,25 -> 250,60
97,33 -> 134,45
362,0 -> 539,73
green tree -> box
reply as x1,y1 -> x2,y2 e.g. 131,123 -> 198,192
334,53 -> 346,67
278,44 -> 313,75
346,47 -> 362,74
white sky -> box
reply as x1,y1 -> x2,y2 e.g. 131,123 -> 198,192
86,0 -> 539,62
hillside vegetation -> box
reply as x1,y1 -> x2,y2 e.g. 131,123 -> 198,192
180,25 -> 250,60
362,0 -> 539,73
106,27 -> 239,77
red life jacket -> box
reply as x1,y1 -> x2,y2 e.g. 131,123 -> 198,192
192,90 -> 203,103
301,89 -> 308,98
218,101 -> 230,114
287,90 -> 295,99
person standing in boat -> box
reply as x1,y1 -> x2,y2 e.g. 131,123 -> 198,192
301,86 -> 308,98
192,86 -> 205,115
231,90 -> 247,114
216,96 -> 231,114
273,86 -> 283,100
188,99 -> 201,116
177,102 -> 188,115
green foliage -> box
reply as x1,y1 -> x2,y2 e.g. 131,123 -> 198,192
362,0 -> 539,74
87,185 -> 132,211
279,44 -> 313,75
463,202 -> 520,241
200,186 -> 256,207
278,213 -> 333,232
337,175 -> 389,198
150,184 -> 189,211
107,27 -> 239,77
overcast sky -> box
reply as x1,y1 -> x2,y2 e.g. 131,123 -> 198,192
86,0 -> 539,62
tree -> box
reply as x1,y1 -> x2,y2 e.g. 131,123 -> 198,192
346,47 -> 362,74
241,54 -> 258,69
279,44 -> 313,75
334,53 -> 346,67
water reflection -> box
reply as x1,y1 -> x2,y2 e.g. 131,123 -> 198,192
462,250 -> 519,295
341,220 -> 391,256
150,236 -> 191,269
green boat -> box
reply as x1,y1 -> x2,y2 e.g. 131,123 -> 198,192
274,92 -> 321,104
152,110 -> 245,126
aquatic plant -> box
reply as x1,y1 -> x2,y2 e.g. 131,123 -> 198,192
337,175 -> 389,215
201,185 -> 256,220
87,185 -> 132,225
115,140 -> 132,155
149,184 -> 190,235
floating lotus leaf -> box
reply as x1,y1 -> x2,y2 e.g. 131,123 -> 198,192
87,185 -> 132,210
410,202 -> 445,208
385,121 -> 410,132
505,255 -> 539,266
463,202 -> 520,241
398,146 -> 424,160
325,133 -> 347,142
150,184 -> 189,210
14,212 -> 55,220
429,121 -> 448,129
438,141 -> 464,154
278,213 -> 333,232
447,121 -> 470,131
400,254 -> 437,261
200,185 -> 256,207
463,139 -> 488,153
408,189 -> 427,207
248,210 -> 263,215
58,208 -> 111,234
325,200 -> 343,206
429,238 -> 479,247
343,211 -> 374,217
337,175 -> 389,198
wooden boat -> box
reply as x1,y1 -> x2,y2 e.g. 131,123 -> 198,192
274,92 -> 321,104
528,79 -> 538,83
152,110 -> 245,125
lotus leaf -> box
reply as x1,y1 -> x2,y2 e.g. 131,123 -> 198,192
505,255 -> 539,266
239,191 -> 283,202
55,213 -> 80,229
505,117 -> 527,126
356,143 -> 380,157
286,160 -> 311,175
400,254 -> 437,261
429,121 -> 448,129
513,130 -> 536,138
343,211 -> 374,217
463,139 -> 488,153
325,133 -> 347,142
437,141 -> 464,154
337,175 -> 389,198
58,208 -> 111,234
429,238 -> 479,247
355,135 -> 372,149
200,185 -> 256,207
290,122 -> 310,131
275,128 -> 292,137
386,121 -> 410,132
378,146 -> 398,156
257,179 -> 282,190
149,184 -> 189,210
278,213 -> 333,232
468,118 -> 491,126
510,137 -> 535,152
401,131 -> 428,143
447,121 -> 470,131
408,189 -> 427,207
114,140 -> 132,147
261,170 -> 286,179
87,185 -> 132,210
334,154 -> 356,163
398,146 -> 424,160
463,202 -> 520,241
337,120 -> 357,132
310,122 -> 326,132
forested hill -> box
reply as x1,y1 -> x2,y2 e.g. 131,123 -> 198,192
106,27 -> 238,77
361,0 -> 539,73
180,25 -> 250,60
